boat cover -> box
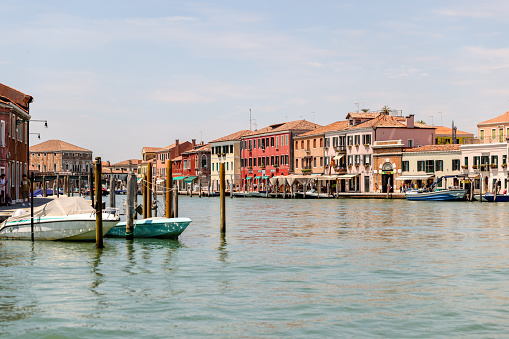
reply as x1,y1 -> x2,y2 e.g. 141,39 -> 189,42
6,197 -> 94,222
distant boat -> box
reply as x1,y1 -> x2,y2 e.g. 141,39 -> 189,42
405,175 -> 468,201
474,193 -> 509,202
0,196 -> 119,241
106,217 -> 191,239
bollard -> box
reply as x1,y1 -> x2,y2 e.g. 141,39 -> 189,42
95,157 -> 104,248
126,172 -> 136,240
220,163 -> 226,234
166,160 -> 173,218
142,174 -> 148,218
147,162 -> 152,218
173,188 -> 178,218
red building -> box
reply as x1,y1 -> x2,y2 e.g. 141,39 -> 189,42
0,83 -> 33,203
240,120 -> 321,191
178,143 -> 211,192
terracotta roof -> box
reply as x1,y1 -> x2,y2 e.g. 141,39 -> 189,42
349,115 -> 433,130
111,159 -> 142,166
345,112 -> 381,119
0,83 -> 33,112
183,144 -> 210,154
173,156 -> 182,161
245,120 -> 322,137
142,146 -> 164,153
434,126 -> 474,137
30,139 -> 91,153
210,130 -> 251,143
404,144 -> 461,152
478,111 -> 509,125
295,121 -> 349,138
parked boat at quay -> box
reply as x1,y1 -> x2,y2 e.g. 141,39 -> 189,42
106,217 -> 191,239
0,196 -> 119,241
474,193 -> 509,202
405,175 -> 468,201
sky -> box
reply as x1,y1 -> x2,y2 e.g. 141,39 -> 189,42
1,0 -> 509,163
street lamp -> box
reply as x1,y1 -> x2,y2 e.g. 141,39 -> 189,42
31,119 -> 48,128
30,133 -> 40,139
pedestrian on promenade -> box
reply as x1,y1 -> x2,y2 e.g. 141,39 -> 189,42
21,174 -> 30,206
0,173 -> 5,205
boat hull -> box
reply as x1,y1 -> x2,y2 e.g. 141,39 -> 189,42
406,189 -> 466,201
475,194 -> 509,202
106,217 -> 191,239
0,214 -> 118,241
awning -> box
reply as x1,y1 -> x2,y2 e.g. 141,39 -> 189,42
262,175 -> 269,179
246,177 -> 253,180
337,174 -> 359,179
172,176 -> 186,181
468,173 -> 480,179
184,176 -> 197,183
333,155 -> 344,161
255,176 -> 261,179
395,175 -> 434,181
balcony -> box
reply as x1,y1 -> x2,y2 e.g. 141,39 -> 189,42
335,145 -> 346,153
304,148 -> 311,154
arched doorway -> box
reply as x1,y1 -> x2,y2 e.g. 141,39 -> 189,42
381,162 -> 394,193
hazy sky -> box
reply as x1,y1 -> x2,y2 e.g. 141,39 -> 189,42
2,1 -> 509,163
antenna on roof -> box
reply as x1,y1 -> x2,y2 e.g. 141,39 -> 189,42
249,108 -> 252,131
354,102 -> 359,113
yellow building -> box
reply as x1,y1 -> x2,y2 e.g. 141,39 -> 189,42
434,126 -> 474,145
477,111 -> 509,144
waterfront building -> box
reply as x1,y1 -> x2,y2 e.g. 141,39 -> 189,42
343,113 -> 435,193
399,144 -> 462,190
179,143 -> 210,192
434,126 -> 474,144
0,83 -> 33,202
138,139 -> 194,178
210,130 -> 251,192
30,140 -> 93,175
294,121 -> 348,176
103,159 -> 142,181
460,142 -> 508,194
477,111 -> 509,143
240,120 -> 321,192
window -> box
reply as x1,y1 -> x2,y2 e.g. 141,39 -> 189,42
313,157 -> 316,167
249,158 -> 252,167
271,156 -> 274,166
408,139 -> 414,147
301,140 -> 304,149
355,155 -> 360,165
320,138 -> 323,148
0,120 -> 4,147
503,155 -> 507,165
347,136 -> 353,146
276,136 -> 279,149
500,128 -> 504,142
285,155 -> 288,165
424,160 -> 434,172
362,134 -> 371,145
402,161 -> 409,171
435,160 -> 443,172
249,140 -> 252,150
452,159 -> 460,171
325,138 -> 330,148
313,139 -> 316,148
480,130 -> 485,140
354,135 -> 360,146
253,158 -> 257,167
348,155 -> 353,165
296,159 -> 299,168
417,160 -> 425,172
325,156 -> 330,166
492,129 -> 496,139
320,157 -> 323,166
363,154 -> 371,165
271,137 -> 274,147
473,156 -> 480,166
230,145 -> 233,153
491,155 -> 498,166
295,141 -> 299,150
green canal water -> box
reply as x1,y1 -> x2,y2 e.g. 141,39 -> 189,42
2,196 -> 509,338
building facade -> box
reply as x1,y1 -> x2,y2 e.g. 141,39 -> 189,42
240,120 -> 321,192
210,130 -> 250,192
0,83 -> 33,202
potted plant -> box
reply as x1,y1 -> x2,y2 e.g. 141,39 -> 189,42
364,143 -> 369,147
472,165 -> 478,169
461,165 -> 468,169
364,163 -> 370,168
502,163 -> 507,168
490,163 -> 498,168
355,144 -> 359,147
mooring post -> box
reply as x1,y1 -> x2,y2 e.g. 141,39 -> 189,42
90,167 -> 95,208
220,162 -> 226,234
30,172 -> 34,242
173,187 -> 178,217
147,162 -> 152,218
95,157 -> 104,248
56,174 -> 60,198
126,171 -> 136,240
78,175 -> 81,197
109,176 -> 115,208
480,174 -> 482,203
42,176 -> 47,197
166,160 -> 173,218
142,174 -> 148,218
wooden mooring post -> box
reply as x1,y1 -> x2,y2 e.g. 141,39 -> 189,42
220,162 -> 226,234
109,176 -> 115,208
89,167 -> 95,208
30,172 -> 34,242
142,174 -> 148,218
126,171 -> 136,240
173,187 -> 178,218
95,157 -> 104,248
147,162 -> 152,218
166,160 -> 173,218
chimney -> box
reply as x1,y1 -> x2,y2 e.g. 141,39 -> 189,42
406,114 -> 414,128
175,139 -> 180,155
107,161 -> 111,166
192,139 -> 196,147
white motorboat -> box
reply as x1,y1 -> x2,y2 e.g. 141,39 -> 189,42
0,196 -> 119,241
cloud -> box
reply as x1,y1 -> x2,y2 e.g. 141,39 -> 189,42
435,9 -> 492,18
